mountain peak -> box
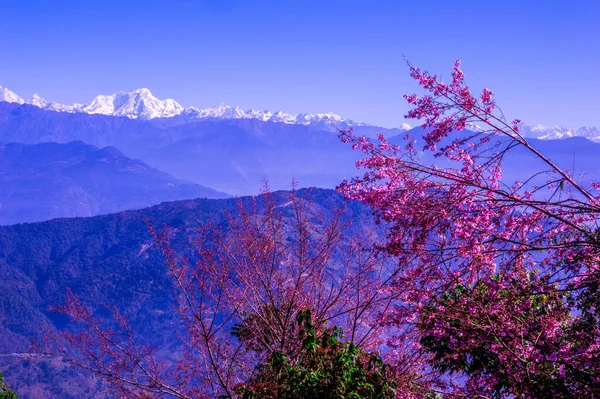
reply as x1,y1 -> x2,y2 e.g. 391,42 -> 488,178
79,89 -> 185,119
26,93 -> 49,108
132,88 -> 152,95
520,122 -> 600,142
0,86 -> 24,104
0,83 -> 395,128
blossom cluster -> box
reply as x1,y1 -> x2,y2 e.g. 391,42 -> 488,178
338,60 -> 600,397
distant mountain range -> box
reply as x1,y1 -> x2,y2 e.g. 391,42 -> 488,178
3,83 -> 600,142
0,141 -> 228,225
0,95 -> 599,226
519,122 -> 600,142
0,84 -> 412,129
0,101 -> 408,195
1,101 -> 599,199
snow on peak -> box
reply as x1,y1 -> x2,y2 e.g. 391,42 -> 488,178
0,85 -> 24,104
0,84 -> 358,125
520,122 -> 600,142
4,83 -> 599,138
187,103 -> 251,120
0,83 -> 397,128
132,88 -> 152,95
81,88 -> 185,119
25,93 -> 81,113
0,83 -> 359,126
184,104 -> 352,126
26,94 -> 50,108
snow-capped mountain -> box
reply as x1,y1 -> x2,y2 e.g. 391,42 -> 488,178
25,93 -> 78,112
80,88 -> 185,119
520,122 -> 600,142
5,84 -> 600,139
18,88 -> 182,118
184,104 -> 362,126
0,84 -> 389,128
0,85 -> 24,104
26,93 -> 49,108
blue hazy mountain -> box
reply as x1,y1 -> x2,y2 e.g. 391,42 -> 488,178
0,102 -> 403,194
0,141 -> 229,225
0,188 -> 378,398
388,127 -> 600,188
1,102 -> 599,197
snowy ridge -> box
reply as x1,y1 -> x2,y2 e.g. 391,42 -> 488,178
185,104 -> 359,126
520,122 -> 600,142
0,84 -> 391,128
80,88 -> 184,119
0,85 -> 24,104
4,84 -> 600,138
25,93 -> 80,112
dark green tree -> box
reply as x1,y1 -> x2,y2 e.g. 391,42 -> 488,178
235,310 -> 396,399
0,372 -> 18,399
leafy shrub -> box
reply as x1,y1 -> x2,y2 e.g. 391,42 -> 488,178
0,372 -> 18,399
235,310 -> 396,399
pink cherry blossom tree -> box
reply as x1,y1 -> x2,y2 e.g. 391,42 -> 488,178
338,60 -> 600,398
37,188 -> 430,398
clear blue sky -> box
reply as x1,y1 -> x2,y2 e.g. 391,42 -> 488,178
1,0 -> 598,128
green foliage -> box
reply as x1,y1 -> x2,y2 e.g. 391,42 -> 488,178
235,310 -> 396,399
0,372 -> 18,399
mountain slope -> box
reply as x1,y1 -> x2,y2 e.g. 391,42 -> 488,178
139,118 -> 371,193
0,141 -> 229,225
0,189 -> 378,398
